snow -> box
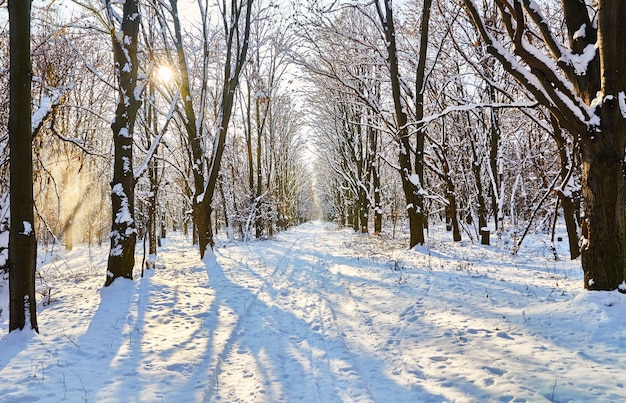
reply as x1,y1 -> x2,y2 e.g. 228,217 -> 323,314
119,127 -> 131,138
619,91 -> 626,119
31,96 -> 52,132
111,183 -> 133,227
19,221 -> 33,236
1,222 -> 625,402
560,43 -> 597,76
573,24 -> 586,40
408,173 -> 420,187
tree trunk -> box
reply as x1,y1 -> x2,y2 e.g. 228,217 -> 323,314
8,0 -> 38,333
444,179 -> 461,242
373,167 -> 382,235
579,2 -> 626,290
370,125 -> 382,235
487,85 -> 502,230
196,0 -> 253,257
560,195 -> 579,260
550,116 -> 580,260
358,187 -> 369,233
255,96 -> 264,238
580,140 -> 626,290
448,198 -> 461,242
468,118 -> 490,245
377,0 -> 425,248
148,85 -> 158,256
105,0 -> 141,286
170,0 -> 208,255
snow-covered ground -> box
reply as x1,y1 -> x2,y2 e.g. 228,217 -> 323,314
1,221 -> 625,402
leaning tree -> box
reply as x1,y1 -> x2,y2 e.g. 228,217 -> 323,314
463,0 -> 626,291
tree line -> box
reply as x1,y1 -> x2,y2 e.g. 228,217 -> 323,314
2,0 -> 626,333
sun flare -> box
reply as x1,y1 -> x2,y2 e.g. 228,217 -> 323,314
155,65 -> 174,83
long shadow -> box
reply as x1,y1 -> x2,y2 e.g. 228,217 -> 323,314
185,229 -> 450,402
75,277 -> 136,397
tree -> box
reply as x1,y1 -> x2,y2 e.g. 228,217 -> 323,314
104,0 -> 142,286
463,0 -> 626,290
374,0 -> 432,247
8,0 -> 38,332
195,0 -> 253,257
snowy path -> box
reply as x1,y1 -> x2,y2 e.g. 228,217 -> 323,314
177,222 -> 625,402
201,223 -> 439,402
1,221 -> 626,402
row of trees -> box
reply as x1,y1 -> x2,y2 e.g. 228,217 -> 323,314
1,0 -> 315,331
294,0 -> 625,292
3,0 -> 626,332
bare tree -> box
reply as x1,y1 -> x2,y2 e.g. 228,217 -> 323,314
104,0 -> 143,285
463,0 -> 626,290
8,0 -> 38,332
195,0 -> 253,257
373,0 -> 432,247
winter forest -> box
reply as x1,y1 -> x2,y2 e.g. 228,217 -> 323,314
1,0 -> 626,401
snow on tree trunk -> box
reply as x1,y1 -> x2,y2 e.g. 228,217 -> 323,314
377,0 -> 426,248
8,0 -> 38,333
105,0 -> 141,286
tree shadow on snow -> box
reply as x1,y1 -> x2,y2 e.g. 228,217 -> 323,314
188,241 -> 449,402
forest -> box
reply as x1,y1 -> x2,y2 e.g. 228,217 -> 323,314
2,0 -> 626,333
2,1 -> 626,400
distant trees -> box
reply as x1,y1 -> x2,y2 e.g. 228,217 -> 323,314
296,0 -> 434,246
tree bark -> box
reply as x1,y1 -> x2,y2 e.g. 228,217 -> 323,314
105,0 -> 141,286
579,1 -> 626,290
8,0 -> 38,333
197,0 -> 253,257
377,0 -> 424,248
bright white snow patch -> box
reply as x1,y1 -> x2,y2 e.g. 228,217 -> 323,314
31,96 -> 52,131
619,92 -> 626,118
112,184 -> 133,226
573,24 -> 586,40
19,221 -> 33,236
561,43 -> 597,76
119,127 -> 131,138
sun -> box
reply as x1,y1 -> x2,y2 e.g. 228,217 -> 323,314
155,65 -> 175,83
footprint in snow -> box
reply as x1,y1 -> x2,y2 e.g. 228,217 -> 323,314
429,356 -> 449,363
483,366 -> 506,376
